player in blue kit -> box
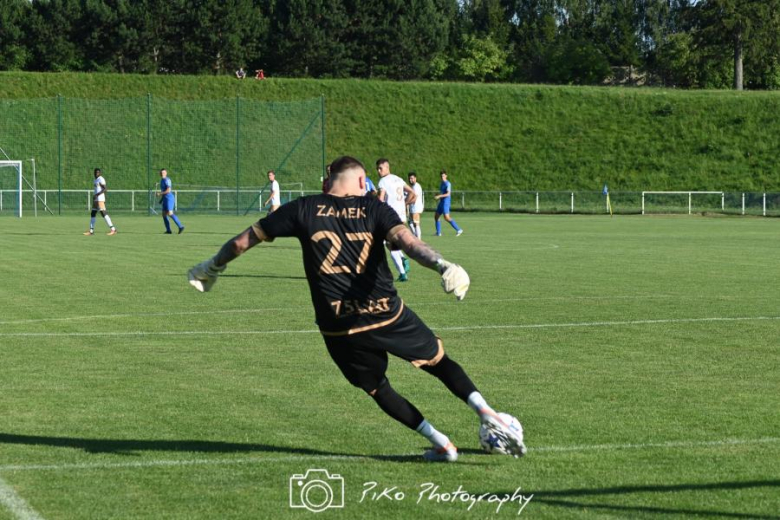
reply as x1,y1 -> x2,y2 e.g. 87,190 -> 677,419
434,170 -> 462,236
157,168 -> 184,234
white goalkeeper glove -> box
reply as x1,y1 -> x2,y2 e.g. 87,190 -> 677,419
187,257 -> 226,293
437,259 -> 470,301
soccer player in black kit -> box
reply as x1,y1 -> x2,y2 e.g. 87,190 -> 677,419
188,156 -> 525,461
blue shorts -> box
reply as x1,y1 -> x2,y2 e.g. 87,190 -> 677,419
436,199 -> 451,215
162,195 -> 175,212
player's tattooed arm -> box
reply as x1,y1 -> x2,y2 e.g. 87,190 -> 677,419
387,225 -> 443,271
213,225 -> 267,266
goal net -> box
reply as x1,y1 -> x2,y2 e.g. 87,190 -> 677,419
0,160 -> 22,217
641,191 -> 724,215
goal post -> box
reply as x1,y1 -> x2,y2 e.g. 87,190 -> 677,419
641,191 -> 725,215
0,160 -> 22,217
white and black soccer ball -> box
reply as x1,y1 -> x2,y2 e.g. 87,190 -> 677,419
479,413 -> 524,455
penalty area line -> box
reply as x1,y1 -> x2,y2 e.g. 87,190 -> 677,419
0,476 -> 45,520
2,316 -> 780,337
0,437 -> 777,473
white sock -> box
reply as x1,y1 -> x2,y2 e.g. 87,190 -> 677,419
89,217 -> 96,230
416,223 -> 422,239
467,391 -> 495,416
390,250 -> 405,274
416,420 -> 450,449
104,214 -> 114,228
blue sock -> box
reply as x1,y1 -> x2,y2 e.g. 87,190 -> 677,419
163,215 -> 171,232
171,214 -> 183,229
449,220 -> 461,232
436,221 -> 442,235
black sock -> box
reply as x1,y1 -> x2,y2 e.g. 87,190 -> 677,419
370,379 -> 425,430
421,355 -> 478,403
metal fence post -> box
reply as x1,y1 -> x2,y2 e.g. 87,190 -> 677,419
146,93 -> 152,216
57,94 -> 63,215
741,193 -> 745,215
763,193 -> 766,216
236,96 -> 241,216
499,191 -> 502,211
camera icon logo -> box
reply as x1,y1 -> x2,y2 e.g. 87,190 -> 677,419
289,469 -> 345,513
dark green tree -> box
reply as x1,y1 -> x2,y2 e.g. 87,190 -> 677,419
263,0 -> 350,77
27,0 -> 84,71
0,0 -> 31,70
694,0 -> 780,90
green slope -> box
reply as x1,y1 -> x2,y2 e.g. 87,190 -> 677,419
1,71 -> 779,191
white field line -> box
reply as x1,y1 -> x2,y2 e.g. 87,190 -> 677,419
1,316 -> 779,338
0,437 -> 777,473
0,294 -> 753,326
0,476 -> 45,520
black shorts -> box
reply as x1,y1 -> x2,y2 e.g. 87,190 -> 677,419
322,304 -> 443,393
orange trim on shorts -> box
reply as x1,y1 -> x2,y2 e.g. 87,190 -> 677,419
320,302 -> 405,337
411,337 -> 445,367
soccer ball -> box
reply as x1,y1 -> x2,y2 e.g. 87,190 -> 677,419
479,413 -> 524,455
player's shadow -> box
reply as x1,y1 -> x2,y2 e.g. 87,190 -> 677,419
0,433 -> 446,464
220,274 -> 308,281
478,480 -> 780,519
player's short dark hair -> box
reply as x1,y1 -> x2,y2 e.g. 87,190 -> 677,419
376,158 -> 389,168
440,169 -> 447,175
329,156 -> 365,181
408,171 -> 417,178
94,168 -> 102,174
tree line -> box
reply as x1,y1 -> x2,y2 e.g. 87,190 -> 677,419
2,0 -> 779,89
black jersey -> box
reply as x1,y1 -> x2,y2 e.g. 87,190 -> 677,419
256,194 -> 404,335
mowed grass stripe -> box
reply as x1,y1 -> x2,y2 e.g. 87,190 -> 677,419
1,437 -> 778,473
2,315 -> 780,337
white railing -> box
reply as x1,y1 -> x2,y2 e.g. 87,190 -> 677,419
2,189 -> 780,216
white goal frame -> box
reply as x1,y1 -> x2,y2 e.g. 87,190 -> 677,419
0,160 -> 22,218
641,191 -> 724,215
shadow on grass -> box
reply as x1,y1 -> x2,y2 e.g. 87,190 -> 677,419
481,480 -> 780,519
0,433 -> 485,465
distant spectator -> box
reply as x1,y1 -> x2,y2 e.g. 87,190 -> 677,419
235,68 -> 246,79
255,69 -> 265,80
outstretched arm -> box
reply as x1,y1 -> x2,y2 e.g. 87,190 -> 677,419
214,226 -> 266,267
386,224 -> 470,300
188,225 -> 268,292
387,225 -> 442,271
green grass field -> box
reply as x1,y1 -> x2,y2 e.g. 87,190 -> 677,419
1,213 -> 778,519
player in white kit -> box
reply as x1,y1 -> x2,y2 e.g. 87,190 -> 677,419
83,168 -> 117,236
264,170 -> 281,213
376,158 -> 416,282
407,171 -> 424,238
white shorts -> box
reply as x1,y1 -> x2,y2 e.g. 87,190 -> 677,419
409,204 -> 424,215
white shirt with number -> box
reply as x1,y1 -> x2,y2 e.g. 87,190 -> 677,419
378,174 -> 408,220
94,176 -> 106,202
270,180 -> 281,206
409,183 -> 424,214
